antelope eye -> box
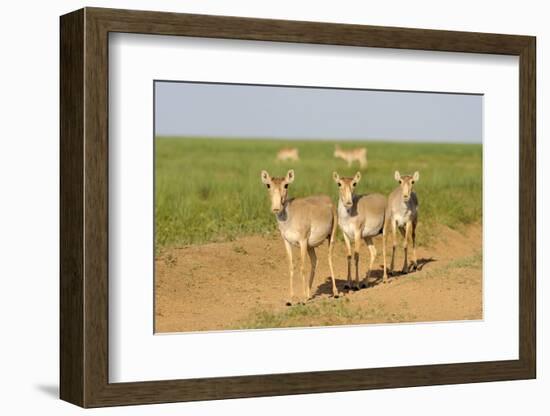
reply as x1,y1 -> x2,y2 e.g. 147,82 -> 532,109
337,183 -> 341,187
352,182 -> 357,187
399,180 -> 402,184
284,183 -> 288,189
411,181 -> 415,184
266,184 -> 270,189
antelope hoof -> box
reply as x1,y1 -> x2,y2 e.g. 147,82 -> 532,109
352,285 -> 360,292
285,300 -> 293,306
343,283 -> 351,290
360,282 -> 368,289
402,267 -> 409,274
411,263 -> 418,271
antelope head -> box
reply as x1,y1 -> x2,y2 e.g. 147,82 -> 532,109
394,170 -> 419,202
333,171 -> 361,209
261,169 -> 294,214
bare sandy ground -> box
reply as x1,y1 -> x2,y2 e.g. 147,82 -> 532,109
155,224 -> 482,333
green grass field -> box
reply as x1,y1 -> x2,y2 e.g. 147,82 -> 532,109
155,137 -> 482,250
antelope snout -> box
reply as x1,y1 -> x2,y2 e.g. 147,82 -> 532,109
341,192 -> 353,208
271,198 -> 284,213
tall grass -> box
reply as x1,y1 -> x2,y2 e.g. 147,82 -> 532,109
156,137 -> 482,249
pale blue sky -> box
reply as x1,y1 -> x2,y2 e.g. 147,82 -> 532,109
155,81 -> 482,143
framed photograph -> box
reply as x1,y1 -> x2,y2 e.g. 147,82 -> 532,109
60,7 -> 536,408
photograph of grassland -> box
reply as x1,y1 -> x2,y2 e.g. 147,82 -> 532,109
154,81 -> 483,333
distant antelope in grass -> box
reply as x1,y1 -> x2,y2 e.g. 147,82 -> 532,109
334,145 -> 367,169
382,171 -> 419,281
261,169 -> 339,304
333,171 -> 387,290
276,147 -> 300,162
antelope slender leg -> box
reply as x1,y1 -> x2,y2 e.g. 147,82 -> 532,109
299,241 -> 308,300
402,222 -> 411,274
363,237 -> 376,288
327,237 -> 338,297
307,247 -> 317,300
412,221 -> 418,270
390,220 -> 397,274
382,222 -> 388,283
353,231 -> 361,290
283,239 -> 294,305
343,233 -> 352,289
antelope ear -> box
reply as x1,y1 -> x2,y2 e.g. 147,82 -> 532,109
354,171 -> 362,182
413,171 -> 420,182
261,170 -> 271,184
332,171 -> 340,183
286,169 -> 295,183
394,171 -> 401,182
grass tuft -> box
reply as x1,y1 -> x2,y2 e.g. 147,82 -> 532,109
238,297 -> 412,329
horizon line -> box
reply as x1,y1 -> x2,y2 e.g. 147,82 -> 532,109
154,134 -> 482,145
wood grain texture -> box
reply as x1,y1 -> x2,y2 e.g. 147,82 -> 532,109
518,38 -> 536,375
59,7 -> 536,408
88,7 -> 532,54
59,8 -> 84,406
83,10 -> 110,406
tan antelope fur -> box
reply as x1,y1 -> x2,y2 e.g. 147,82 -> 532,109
334,145 -> 367,169
382,171 -> 419,281
333,171 -> 387,290
261,169 -> 339,304
276,147 -> 300,162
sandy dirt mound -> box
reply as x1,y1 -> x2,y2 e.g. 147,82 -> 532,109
155,224 -> 482,333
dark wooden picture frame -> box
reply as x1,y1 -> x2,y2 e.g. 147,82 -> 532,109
60,7 -> 536,408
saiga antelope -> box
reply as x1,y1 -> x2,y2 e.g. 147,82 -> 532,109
334,145 -> 367,169
333,171 -> 387,290
382,171 -> 419,281
276,147 -> 300,162
261,169 -> 339,304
